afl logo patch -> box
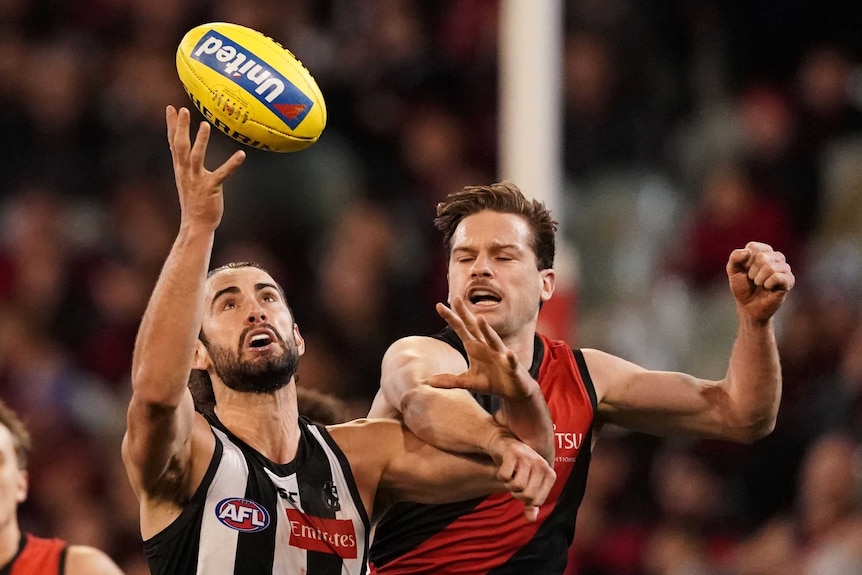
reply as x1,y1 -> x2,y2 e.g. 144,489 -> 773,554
216,498 -> 270,532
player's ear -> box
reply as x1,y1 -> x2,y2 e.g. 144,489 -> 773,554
540,269 -> 556,302
16,469 -> 28,504
192,339 -> 210,370
293,324 -> 306,356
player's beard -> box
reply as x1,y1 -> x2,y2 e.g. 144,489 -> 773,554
205,326 -> 299,393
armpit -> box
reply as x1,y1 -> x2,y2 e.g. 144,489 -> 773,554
147,453 -> 193,506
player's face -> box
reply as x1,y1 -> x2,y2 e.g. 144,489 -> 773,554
447,211 -> 554,339
0,424 -> 27,530
199,267 -> 304,393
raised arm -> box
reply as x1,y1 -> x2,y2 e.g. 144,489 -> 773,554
122,107 -> 245,519
593,241 -> 795,442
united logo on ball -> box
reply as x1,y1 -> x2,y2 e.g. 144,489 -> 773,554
176,22 -> 327,152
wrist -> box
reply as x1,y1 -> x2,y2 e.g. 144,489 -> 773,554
483,427 -> 514,464
179,220 -> 218,237
737,308 -> 774,329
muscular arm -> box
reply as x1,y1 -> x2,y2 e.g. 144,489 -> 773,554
371,301 -> 553,464
122,107 -> 245,530
370,299 -> 555,521
426,298 -> 554,464
372,335 -> 498,454
594,242 -> 794,442
331,419 -> 554,522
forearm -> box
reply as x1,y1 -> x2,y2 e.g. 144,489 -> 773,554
723,313 -> 782,440
131,224 -> 214,405
401,385 -> 507,455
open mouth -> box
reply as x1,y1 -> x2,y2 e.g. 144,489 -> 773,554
249,333 -> 273,348
468,289 -> 502,306
244,328 -> 279,352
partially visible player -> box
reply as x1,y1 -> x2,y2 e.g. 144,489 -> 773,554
368,181 -> 795,574
0,400 -> 124,575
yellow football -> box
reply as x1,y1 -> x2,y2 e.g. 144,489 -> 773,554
176,22 -> 326,152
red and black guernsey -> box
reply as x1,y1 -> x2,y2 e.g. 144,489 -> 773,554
369,328 -> 598,575
0,533 -> 67,575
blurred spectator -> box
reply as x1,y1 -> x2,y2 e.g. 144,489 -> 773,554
643,443 -> 738,574
565,432 -> 651,575
737,84 -> 821,241
668,160 -> 795,290
729,431 -> 862,575
9,35 -> 104,198
297,199 -> 407,415
795,44 -> 862,159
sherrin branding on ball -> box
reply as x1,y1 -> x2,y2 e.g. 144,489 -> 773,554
176,22 -> 326,152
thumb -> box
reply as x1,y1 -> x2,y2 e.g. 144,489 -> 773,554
523,505 -> 539,523
427,373 -> 467,390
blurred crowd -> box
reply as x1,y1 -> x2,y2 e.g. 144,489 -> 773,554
1,1 -> 861,573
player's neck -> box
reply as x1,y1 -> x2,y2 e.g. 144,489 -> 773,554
214,384 -> 301,464
0,524 -> 22,569
503,326 -> 538,370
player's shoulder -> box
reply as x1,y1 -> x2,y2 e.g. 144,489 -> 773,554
580,347 -> 648,403
65,545 -> 124,575
383,333 -> 465,365
386,334 -> 452,352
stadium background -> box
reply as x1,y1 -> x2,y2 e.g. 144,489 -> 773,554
1,1 -> 862,573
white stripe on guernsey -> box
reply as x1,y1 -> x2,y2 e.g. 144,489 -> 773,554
264,467 -> 304,573
307,424 -> 368,574
197,427 -> 248,575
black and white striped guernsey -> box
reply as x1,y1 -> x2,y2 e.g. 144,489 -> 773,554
143,413 -> 370,575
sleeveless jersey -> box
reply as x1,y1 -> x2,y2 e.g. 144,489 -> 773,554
0,533 -> 66,575
369,329 -> 597,575
144,414 -> 370,575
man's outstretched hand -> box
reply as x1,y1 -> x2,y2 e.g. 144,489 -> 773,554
428,296 -> 537,403
428,296 -> 555,522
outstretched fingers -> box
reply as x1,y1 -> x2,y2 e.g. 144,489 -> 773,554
427,372 -> 468,391
166,105 -> 178,145
475,314 -> 509,355
438,297 -> 507,351
436,298 -> 479,345
188,119 -> 212,168
213,149 -> 247,183
167,106 -> 193,162
166,106 -> 246,183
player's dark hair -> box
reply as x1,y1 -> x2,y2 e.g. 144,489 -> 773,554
434,181 -> 558,270
0,400 -> 32,469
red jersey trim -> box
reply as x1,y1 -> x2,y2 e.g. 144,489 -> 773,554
4,533 -> 67,575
